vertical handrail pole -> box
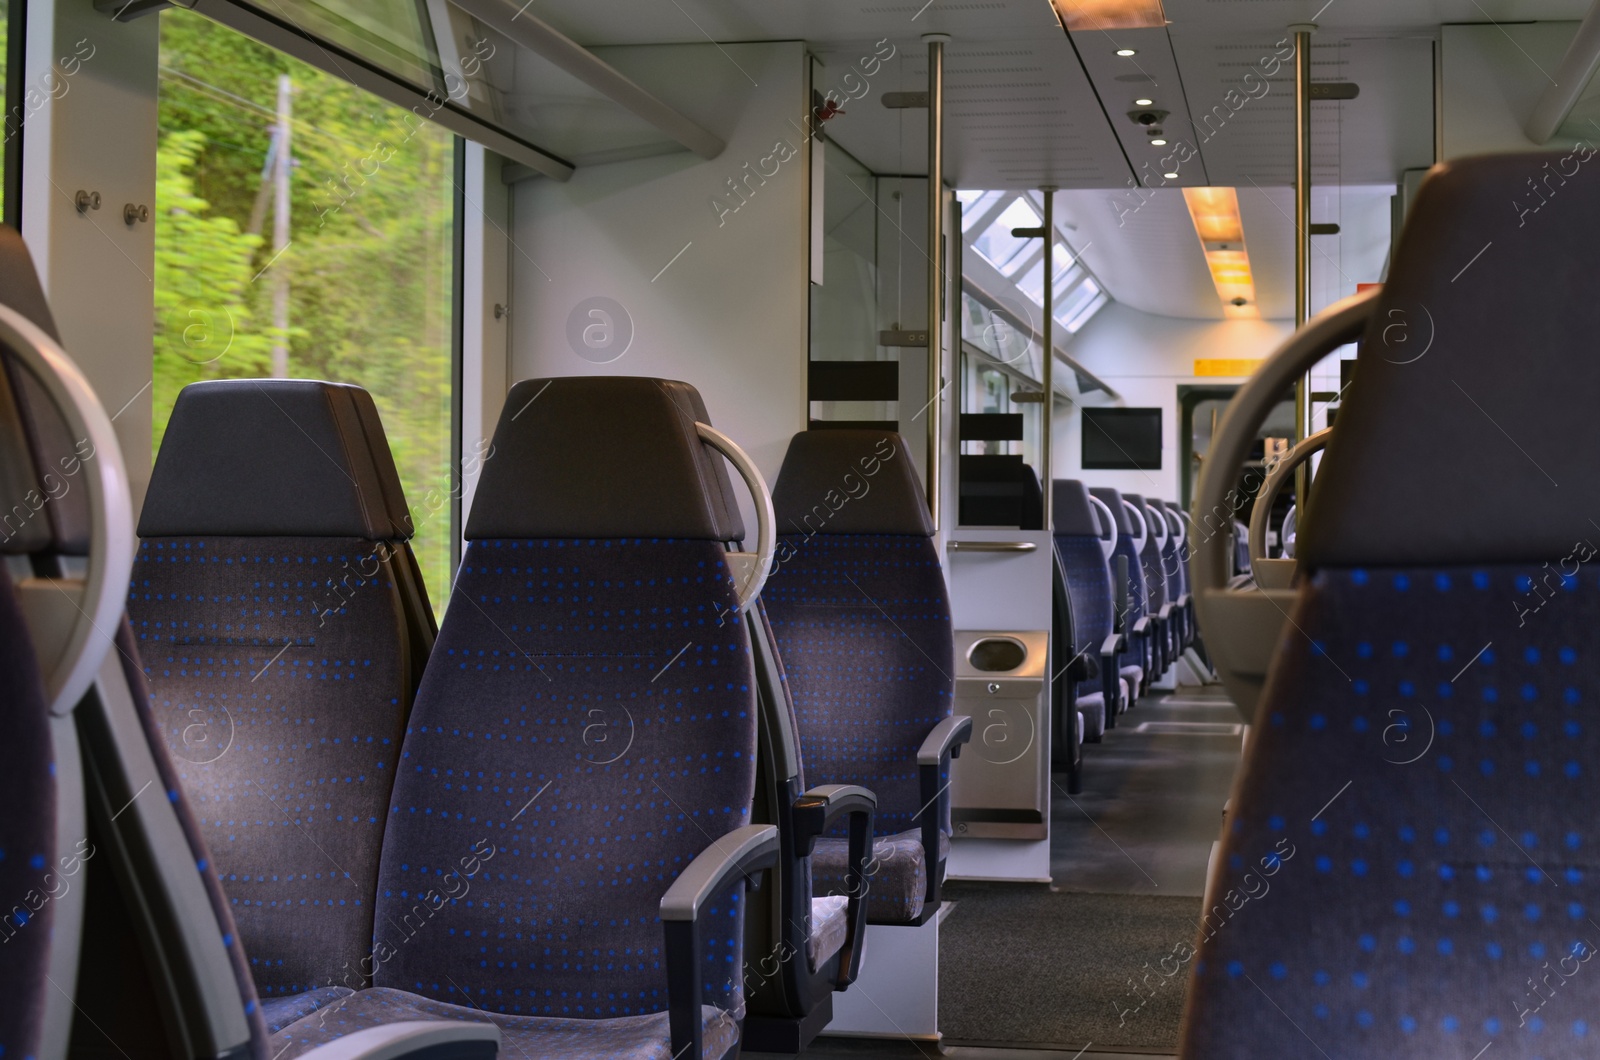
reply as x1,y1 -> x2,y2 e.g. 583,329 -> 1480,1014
926,33 -> 949,527
1040,186 -> 1056,527
1291,23 -> 1316,507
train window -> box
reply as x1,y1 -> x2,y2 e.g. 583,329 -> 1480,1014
153,8 -> 458,617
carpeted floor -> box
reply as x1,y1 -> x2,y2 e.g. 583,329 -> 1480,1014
938,884 -> 1203,1052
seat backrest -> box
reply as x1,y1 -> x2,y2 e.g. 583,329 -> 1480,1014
1126,493 -> 1169,610
765,429 -> 952,837
1181,152 -> 1600,1057
1163,501 -> 1191,597
1153,498 -> 1185,596
371,376 -> 759,1017
128,379 -> 427,1003
1091,486 -> 1147,630
1052,480 -> 1115,655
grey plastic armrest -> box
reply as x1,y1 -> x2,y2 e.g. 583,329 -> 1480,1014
1132,616 -> 1152,635
1100,633 -> 1124,657
1158,604 -> 1174,621
296,1021 -> 500,1060
917,714 -> 974,766
794,784 -> 877,851
660,824 -> 780,921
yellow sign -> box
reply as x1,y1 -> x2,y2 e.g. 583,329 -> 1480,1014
1193,358 -> 1263,377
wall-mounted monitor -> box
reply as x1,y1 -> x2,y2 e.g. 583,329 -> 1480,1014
1082,407 -> 1162,470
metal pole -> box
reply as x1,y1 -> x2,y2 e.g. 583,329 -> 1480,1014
926,34 -> 949,528
1040,186 -> 1056,529
271,74 -> 292,379
1291,24 -> 1314,506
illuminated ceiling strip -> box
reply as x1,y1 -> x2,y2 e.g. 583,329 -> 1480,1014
1182,186 -> 1258,318
1048,0 -> 1168,31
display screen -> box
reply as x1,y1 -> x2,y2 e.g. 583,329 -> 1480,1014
1082,408 -> 1162,470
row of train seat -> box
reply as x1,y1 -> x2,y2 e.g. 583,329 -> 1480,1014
0,223 -> 970,1059
1050,479 -> 1203,791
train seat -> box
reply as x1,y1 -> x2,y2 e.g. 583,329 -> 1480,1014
127,379 -> 431,1010
270,376 -> 780,1059
1053,479 -> 1128,746
1131,495 -> 1175,673
1181,151 -> 1600,1057
765,429 -> 970,927
1091,486 -> 1152,701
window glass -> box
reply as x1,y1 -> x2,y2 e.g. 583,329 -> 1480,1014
970,196 -> 1039,273
261,0 -> 441,90
154,8 -> 456,618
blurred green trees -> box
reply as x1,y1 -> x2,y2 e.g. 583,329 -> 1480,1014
154,9 -> 455,614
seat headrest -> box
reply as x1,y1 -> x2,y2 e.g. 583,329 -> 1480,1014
1301,152 -> 1600,566
773,429 -> 932,536
466,376 -> 746,541
1051,479 -> 1101,537
0,360 -> 49,554
1089,486 -> 1131,535
1144,496 -> 1169,538
140,380 -> 414,540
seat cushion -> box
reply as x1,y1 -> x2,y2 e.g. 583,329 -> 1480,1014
271,986 -> 740,1060
813,828 -> 949,924
1077,691 -> 1106,740
1121,664 -> 1144,694
262,986 -> 355,1033
809,894 -> 850,967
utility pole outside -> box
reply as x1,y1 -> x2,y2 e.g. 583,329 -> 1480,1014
271,74 -> 292,378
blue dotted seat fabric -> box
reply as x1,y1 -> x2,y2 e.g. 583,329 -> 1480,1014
127,536 -> 412,1003
1056,534 -> 1115,666
0,563 -> 57,1060
1181,566 -> 1600,1058
269,986 -> 741,1060
763,532 -> 954,924
271,538 -> 756,1047
1110,534 -> 1148,680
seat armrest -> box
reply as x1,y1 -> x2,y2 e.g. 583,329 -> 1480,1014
661,824 -> 781,921
1100,634 -> 1124,718
1132,616 -> 1152,636
916,715 -> 973,910
662,824 -> 781,1060
793,784 -> 877,855
297,1021 -> 499,1060
917,714 -> 974,766
794,785 -> 876,987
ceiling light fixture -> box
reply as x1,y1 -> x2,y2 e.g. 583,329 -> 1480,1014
1134,98 -> 1154,106
1163,171 -> 1180,179
1150,137 -> 1168,145
1182,186 -> 1258,319
1115,48 -> 1138,56
1049,0 -> 1168,32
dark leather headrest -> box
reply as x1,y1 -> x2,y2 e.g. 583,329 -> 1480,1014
140,380 -> 414,540
1089,486 -> 1131,535
1302,152 -> 1600,566
773,429 -> 932,536
466,376 -> 746,541
0,225 -> 90,554
0,359 -> 48,554
1051,479 -> 1101,537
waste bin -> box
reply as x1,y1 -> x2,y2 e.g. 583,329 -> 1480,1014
949,629 -> 1050,840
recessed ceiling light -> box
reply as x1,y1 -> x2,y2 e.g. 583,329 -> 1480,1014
1050,0 -> 1168,32
1134,98 -> 1155,106
1163,171 -> 1179,179
1116,48 -> 1138,56
1150,138 -> 1168,146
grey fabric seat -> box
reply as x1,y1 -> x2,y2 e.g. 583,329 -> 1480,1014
765,429 -> 970,927
1090,486 -> 1151,701
1180,152 -> 1600,1059
1053,480 -> 1128,754
270,377 -> 779,1060
128,379 -> 432,1008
